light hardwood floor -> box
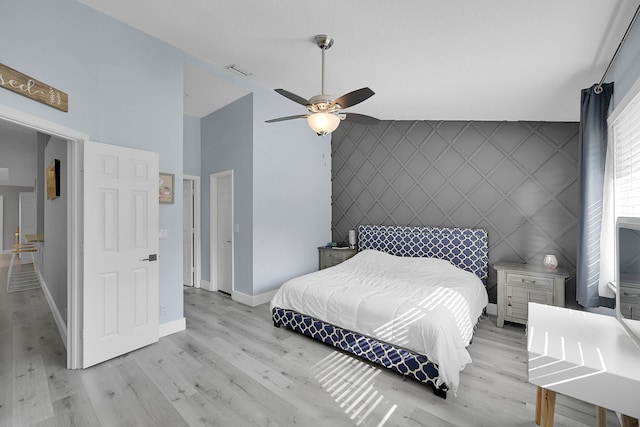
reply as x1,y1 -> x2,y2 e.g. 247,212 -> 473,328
0,260 -> 621,426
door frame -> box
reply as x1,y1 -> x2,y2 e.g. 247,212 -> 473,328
209,170 -> 234,294
183,175 -> 201,288
0,105 -> 85,369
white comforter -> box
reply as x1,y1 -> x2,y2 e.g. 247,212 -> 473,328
270,249 -> 488,393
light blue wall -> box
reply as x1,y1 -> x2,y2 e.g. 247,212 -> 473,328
251,86 -> 332,294
200,87 -> 332,298
201,94 -> 254,294
3,0 -> 334,309
183,114 -> 201,176
1,0 -> 184,324
609,14 -> 640,108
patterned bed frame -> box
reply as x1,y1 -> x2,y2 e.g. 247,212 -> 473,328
272,224 -> 489,399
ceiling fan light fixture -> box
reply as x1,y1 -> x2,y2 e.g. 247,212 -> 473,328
307,112 -> 340,135
266,34 -> 379,132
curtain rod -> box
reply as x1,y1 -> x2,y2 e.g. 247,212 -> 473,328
594,3 -> 640,94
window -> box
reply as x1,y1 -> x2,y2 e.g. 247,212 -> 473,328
612,86 -> 640,218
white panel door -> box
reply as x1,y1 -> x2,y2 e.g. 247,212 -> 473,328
183,179 -> 194,287
83,141 -> 159,368
217,174 -> 233,294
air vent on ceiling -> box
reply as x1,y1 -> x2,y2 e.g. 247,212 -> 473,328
225,64 -> 253,77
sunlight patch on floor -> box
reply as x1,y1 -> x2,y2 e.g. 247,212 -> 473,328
311,351 -> 398,427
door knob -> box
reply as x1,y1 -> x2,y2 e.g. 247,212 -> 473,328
142,254 -> 157,261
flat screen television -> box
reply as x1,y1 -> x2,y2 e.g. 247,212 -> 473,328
616,216 -> 640,347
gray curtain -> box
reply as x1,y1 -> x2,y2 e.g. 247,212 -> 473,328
577,82 -> 613,308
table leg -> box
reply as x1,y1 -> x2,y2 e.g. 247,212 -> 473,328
621,414 -> 639,427
596,406 -> 607,427
539,388 -> 556,427
535,387 -> 542,425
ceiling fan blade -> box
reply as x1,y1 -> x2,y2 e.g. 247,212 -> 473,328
265,114 -> 308,123
342,113 -> 380,125
332,87 -> 375,109
274,89 -> 310,106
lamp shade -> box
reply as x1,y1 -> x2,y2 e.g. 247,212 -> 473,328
307,112 -> 340,134
348,230 -> 356,247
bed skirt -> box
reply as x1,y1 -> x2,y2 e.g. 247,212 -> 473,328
272,307 -> 448,398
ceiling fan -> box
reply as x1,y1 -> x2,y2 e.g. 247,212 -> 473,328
266,34 -> 380,135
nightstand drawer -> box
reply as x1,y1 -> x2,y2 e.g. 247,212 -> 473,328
318,247 -> 358,269
506,273 -> 553,289
324,250 -> 348,263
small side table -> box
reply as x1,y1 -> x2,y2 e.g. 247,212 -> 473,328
494,261 -> 568,328
528,302 -> 640,425
318,247 -> 357,269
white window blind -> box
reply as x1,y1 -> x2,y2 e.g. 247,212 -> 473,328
614,88 -> 640,217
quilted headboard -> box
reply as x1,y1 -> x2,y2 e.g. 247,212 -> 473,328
357,225 -> 489,284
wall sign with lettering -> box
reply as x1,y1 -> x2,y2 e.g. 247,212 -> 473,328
0,63 -> 68,112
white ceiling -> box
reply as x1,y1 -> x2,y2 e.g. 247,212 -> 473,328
78,0 -> 638,122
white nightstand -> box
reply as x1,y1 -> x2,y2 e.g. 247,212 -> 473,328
318,247 -> 358,269
494,261 -> 569,328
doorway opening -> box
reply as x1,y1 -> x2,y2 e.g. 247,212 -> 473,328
0,105 -> 84,369
182,175 -> 201,288
210,170 -> 234,296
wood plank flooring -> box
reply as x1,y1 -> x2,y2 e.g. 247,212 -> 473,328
0,259 -> 622,426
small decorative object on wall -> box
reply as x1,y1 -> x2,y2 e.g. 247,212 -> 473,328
47,159 -> 60,199
543,254 -> 559,270
159,172 -> 174,204
0,63 -> 69,112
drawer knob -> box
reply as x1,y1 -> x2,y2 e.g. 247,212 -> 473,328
522,279 -> 536,284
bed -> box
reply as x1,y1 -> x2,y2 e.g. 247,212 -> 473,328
270,224 -> 489,398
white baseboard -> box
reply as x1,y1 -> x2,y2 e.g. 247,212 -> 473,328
200,280 -> 216,292
38,272 -> 68,349
232,289 -> 278,307
159,317 -> 186,337
486,303 -> 497,316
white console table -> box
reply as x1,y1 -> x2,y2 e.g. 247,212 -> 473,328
527,303 -> 640,426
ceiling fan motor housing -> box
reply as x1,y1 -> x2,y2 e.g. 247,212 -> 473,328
308,94 -> 338,113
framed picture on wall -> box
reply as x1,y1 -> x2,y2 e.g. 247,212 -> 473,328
159,172 -> 174,204
47,159 -> 60,199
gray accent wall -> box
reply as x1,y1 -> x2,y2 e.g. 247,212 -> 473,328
331,120 -> 579,303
